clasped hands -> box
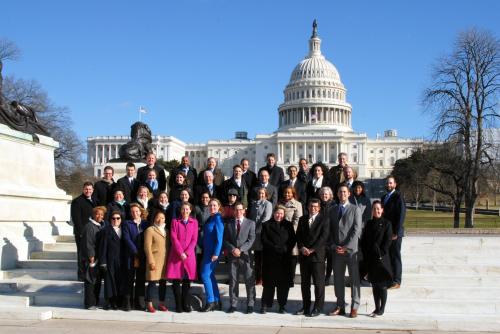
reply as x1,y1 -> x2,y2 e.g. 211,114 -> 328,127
231,248 -> 241,257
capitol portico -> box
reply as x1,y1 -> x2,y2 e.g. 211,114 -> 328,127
88,23 -> 423,179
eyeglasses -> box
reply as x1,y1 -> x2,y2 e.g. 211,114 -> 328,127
111,217 -> 121,220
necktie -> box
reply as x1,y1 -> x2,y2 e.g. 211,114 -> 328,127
308,217 -> 314,226
236,219 -> 241,236
384,193 -> 392,205
338,206 -> 344,220
208,184 -> 213,194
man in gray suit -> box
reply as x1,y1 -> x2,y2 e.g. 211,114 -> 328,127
224,202 -> 256,313
329,183 -> 362,318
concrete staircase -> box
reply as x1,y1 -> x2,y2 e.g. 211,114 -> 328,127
0,235 -> 81,308
0,234 -> 499,331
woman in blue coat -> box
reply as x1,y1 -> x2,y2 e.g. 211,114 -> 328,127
121,203 -> 150,311
200,198 -> 224,312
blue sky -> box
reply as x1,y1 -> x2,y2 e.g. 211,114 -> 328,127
1,0 -> 499,144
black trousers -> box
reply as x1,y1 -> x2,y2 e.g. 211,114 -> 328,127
83,267 -> 101,308
325,248 -> 334,282
299,258 -> 325,311
125,267 -> 146,307
254,250 -> 263,282
145,279 -> 167,303
372,282 -> 388,313
75,234 -> 84,281
172,279 -> 192,311
390,237 -> 403,284
289,255 -> 298,287
262,283 -> 290,308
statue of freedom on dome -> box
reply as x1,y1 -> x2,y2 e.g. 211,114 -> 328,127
311,19 -> 318,38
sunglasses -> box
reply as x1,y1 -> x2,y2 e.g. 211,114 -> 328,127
111,217 -> 121,220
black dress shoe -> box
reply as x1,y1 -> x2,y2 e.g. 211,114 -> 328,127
227,306 -> 236,313
183,304 -> 193,313
217,301 -> 223,310
308,308 -> 321,317
260,306 -> 267,314
246,306 -> 254,314
295,308 -> 309,316
278,306 -> 287,314
201,302 -> 217,312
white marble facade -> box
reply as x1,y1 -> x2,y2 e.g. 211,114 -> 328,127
88,25 -> 423,179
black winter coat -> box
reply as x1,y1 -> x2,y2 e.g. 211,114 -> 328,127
99,225 -> 127,298
360,217 -> 393,283
261,219 -> 296,286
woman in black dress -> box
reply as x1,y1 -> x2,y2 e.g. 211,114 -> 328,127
260,205 -> 295,314
361,200 -> 393,317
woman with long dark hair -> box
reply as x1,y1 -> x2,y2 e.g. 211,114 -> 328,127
361,200 -> 393,317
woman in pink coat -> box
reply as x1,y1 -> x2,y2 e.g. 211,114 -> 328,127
166,202 -> 199,312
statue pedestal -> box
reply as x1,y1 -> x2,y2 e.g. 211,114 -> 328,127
0,124 -> 72,269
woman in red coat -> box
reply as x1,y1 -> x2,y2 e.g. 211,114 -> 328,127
166,202 -> 199,312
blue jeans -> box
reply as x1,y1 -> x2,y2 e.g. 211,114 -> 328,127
200,258 -> 220,303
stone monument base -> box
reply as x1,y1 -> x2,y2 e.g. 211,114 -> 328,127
0,124 -> 72,269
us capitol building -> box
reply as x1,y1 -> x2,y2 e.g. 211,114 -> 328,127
88,23 -> 423,179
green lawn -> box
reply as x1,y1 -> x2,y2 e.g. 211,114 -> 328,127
406,209 -> 500,228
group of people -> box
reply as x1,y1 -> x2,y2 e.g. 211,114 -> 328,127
71,151 -> 406,318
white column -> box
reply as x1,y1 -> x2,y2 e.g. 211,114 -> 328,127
304,141 -> 307,160
313,142 -> 317,162
308,108 -> 311,124
302,109 -> 305,124
277,141 -> 281,163
95,144 -> 98,164
325,141 -> 330,164
101,145 -> 105,164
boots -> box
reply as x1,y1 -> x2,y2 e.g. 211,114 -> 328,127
182,282 -> 193,312
172,282 -> 183,313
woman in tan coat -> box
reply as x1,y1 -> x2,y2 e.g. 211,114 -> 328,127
144,211 -> 170,312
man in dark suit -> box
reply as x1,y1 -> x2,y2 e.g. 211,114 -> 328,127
329,184 -> 362,318
197,157 -> 225,187
298,158 -> 311,184
223,164 -> 249,208
169,155 -> 197,189
137,152 -> 167,192
116,162 -> 140,203
223,202 -> 256,314
295,198 -> 329,317
258,153 -> 284,187
93,166 -> 116,206
195,170 -> 222,204
381,175 -> 406,289
327,152 -> 348,197
251,169 -> 277,207
279,165 -> 307,208
70,182 -> 96,281
241,158 -> 257,190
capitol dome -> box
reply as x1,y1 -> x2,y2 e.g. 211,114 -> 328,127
278,21 -> 352,131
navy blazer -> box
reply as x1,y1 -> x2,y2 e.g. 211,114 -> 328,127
121,219 -> 150,269
381,190 -> 406,237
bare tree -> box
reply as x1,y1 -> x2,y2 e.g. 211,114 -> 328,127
3,76 -> 86,189
0,39 -> 21,102
424,28 -> 500,228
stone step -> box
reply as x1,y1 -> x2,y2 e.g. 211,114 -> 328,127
17,259 -> 76,270
0,307 -> 52,320
30,250 -> 77,260
404,263 -> 500,275
32,291 -> 83,307
56,235 -> 75,243
0,294 -> 31,307
3,269 -> 77,280
0,279 -> 82,294
403,255 -> 500,265
44,306 -> 500,332
43,243 -> 77,252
